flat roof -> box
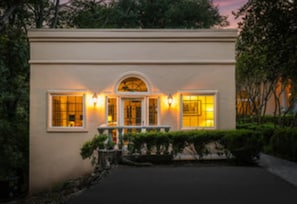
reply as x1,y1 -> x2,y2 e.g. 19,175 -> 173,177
28,29 -> 238,42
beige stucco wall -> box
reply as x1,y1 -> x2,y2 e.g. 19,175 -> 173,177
29,29 -> 237,193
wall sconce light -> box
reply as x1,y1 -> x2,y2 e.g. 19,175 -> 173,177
92,93 -> 98,106
168,94 -> 173,107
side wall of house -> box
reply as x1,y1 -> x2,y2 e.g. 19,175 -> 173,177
29,29 -> 237,193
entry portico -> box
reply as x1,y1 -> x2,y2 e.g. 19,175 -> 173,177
29,29 -> 237,193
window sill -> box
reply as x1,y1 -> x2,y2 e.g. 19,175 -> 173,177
181,127 -> 216,130
47,127 -> 88,133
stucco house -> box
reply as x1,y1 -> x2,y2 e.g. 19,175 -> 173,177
28,29 -> 237,193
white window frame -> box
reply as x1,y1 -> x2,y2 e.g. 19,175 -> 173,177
179,90 -> 218,130
47,90 -> 87,132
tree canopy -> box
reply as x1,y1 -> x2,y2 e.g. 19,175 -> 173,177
235,0 -> 297,124
64,0 -> 229,28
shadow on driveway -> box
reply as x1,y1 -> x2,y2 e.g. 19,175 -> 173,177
67,165 -> 297,204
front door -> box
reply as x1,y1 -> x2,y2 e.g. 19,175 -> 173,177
122,98 -> 143,126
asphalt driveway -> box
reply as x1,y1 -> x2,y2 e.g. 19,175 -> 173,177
67,165 -> 297,204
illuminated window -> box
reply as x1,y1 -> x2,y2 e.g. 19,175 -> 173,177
49,92 -> 85,129
149,98 -> 158,125
107,98 -> 117,126
182,95 -> 215,128
118,77 -> 147,92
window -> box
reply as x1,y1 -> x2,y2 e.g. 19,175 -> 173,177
182,94 -> 215,128
48,92 -> 86,131
107,98 -> 117,126
149,98 -> 158,125
118,77 -> 148,92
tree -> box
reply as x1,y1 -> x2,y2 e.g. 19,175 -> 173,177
235,0 -> 297,125
65,0 -> 229,28
0,0 -> 64,196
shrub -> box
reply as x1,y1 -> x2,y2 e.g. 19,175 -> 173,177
154,132 -> 170,155
190,130 -> 225,158
270,128 -> 297,162
222,130 -> 262,163
128,133 -> 145,154
237,123 -> 276,153
142,132 -> 157,155
80,134 -> 108,165
168,131 -> 190,155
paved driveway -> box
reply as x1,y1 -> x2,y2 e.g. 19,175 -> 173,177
67,165 -> 297,204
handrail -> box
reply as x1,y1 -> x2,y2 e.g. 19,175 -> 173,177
98,125 -> 171,134
97,125 -> 171,145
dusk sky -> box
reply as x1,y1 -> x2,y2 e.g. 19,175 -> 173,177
213,0 -> 248,28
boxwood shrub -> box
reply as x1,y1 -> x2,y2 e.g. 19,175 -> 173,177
121,129 -> 263,164
82,126 -> 297,166
221,130 -> 262,163
270,128 -> 297,162
237,123 -> 275,147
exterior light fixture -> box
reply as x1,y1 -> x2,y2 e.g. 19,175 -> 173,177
168,94 -> 173,107
92,93 -> 98,106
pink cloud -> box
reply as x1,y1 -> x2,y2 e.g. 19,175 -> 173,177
213,0 -> 244,7
213,0 -> 248,28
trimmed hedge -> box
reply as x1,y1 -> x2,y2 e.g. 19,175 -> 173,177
269,128 -> 297,162
237,123 -> 297,162
237,115 -> 297,127
221,130 -> 262,163
81,127 -> 297,166
122,129 -> 263,163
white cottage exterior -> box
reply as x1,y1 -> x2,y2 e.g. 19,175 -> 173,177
29,29 -> 237,193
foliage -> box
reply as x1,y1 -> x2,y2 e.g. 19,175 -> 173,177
237,115 -> 297,128
235,0 -> 297,125
237,122 -> 276,150
269,128 -> 297,162
123,128 -> 297,164
122,129 -> 264,164
189,130 -> 225,158
80,134 -> 108,165
0,0 -> 67,196
168,131 -> 190,155
221,130 -> 263,163
64,0 -> 229,28
0,29 -> 29,186
0,121 -> 28,179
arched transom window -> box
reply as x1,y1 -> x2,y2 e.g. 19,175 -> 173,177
118,77 -> 148,92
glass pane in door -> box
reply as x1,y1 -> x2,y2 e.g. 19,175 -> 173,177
149,98 -> 158,125
123,99 -> 142,126
107,98 -> 117,126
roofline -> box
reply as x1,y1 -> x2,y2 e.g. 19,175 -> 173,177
28,29 -> 238,43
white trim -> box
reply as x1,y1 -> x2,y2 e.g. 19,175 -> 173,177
106,95 -> 160,128
120,97 -> 145,126
177,90 -> 219,94
29,59 -> 236,65
28,29 -> 238,43
47,90 -> 87,132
